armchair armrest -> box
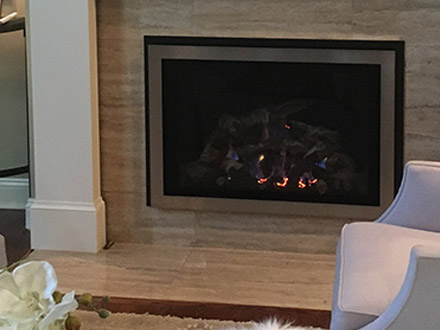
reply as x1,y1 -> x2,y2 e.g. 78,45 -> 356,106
376,161 -> 440,232
360,245 -> 440,330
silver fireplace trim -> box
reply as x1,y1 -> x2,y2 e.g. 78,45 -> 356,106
147,43 -> 397,219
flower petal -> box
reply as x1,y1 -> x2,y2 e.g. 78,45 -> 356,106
0,289 -> 37,319
37,291 -> 78,330
0,271 -> 20,299
0,317 -> 16,330
0,316 -> 37,330
0,271 -> 45,320
12,262 -> 57,300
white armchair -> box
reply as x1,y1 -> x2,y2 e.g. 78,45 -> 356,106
330,161 -> 440,330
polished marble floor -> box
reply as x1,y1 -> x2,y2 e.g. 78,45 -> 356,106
30,243 -> 336,311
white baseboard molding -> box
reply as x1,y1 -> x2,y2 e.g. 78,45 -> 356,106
0,177 -> 29,209
26,197 -> 106,252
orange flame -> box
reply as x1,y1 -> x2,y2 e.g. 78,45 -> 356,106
309,178 -> 318,185
257,178 -> 268,185
276,177 -> 289,187
298,180 -> 307,189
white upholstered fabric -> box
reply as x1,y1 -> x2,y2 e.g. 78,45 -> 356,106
360,245 -> 440,330
331,161 -> 440,330
331,240 -> 377,330
0,234 -> 7,269
338,223 -> 440,316
376,161 -> 440,232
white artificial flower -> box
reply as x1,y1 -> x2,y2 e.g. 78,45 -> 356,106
0,261 -> 78,330
37,291 -> 78,330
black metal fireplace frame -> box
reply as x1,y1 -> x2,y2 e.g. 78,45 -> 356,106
144,36 -> 404,218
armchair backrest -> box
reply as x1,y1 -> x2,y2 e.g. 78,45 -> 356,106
376,161 -> 440,232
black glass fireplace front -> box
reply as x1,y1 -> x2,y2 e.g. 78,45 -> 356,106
145,37 -> 404,218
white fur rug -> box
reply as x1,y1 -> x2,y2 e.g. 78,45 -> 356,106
74,311 -> 326,330
223,318 -> 324,330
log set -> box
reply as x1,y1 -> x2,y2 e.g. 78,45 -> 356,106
180,99 -> 359,197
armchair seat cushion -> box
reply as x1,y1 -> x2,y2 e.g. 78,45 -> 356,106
338,222 -> 440,317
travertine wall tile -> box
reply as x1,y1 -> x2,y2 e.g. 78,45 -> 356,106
404,106 -> 440,162
196,212 -> 353,235
103,190 -> 348,254
99,105 -> 146,194
352,0 -> 440,12
406,107 -> 440,139
352,6 -> 440,45
193,212 -> 351,254
191,0 -> 352,38
405,45 -> 440,107
96,0 -> 440,253
395,10 -> 440,45
98,39 -> 144,107
192,228 -> 343,255
404,134 -> 440,163
351,11 -> 400,40
97,0 -> 194,40
104,191 -> 197,246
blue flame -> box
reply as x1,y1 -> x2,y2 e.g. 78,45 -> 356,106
315,157 -> 328,170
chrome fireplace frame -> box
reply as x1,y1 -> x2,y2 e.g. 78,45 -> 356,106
145,36 -> 404,219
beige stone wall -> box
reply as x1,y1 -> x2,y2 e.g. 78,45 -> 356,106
96,0 -> 440,254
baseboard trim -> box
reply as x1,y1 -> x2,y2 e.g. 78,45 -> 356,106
26,197 -> 106,252
0,177 -> 29,209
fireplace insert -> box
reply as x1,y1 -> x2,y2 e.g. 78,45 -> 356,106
145,36 -> 404,218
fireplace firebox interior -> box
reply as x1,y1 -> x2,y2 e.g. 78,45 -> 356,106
146,37 -> 404,218
163,59 -> 380,206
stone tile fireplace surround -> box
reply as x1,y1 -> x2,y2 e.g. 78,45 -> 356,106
26,0 -> 440,253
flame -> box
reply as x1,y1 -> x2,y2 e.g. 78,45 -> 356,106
309,178 -> 318,185
298,180 -> 307,189
257,178 -> 268,185
284,124 -> 291,130
276,177 -> 289,187
258,154 -> 265,162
